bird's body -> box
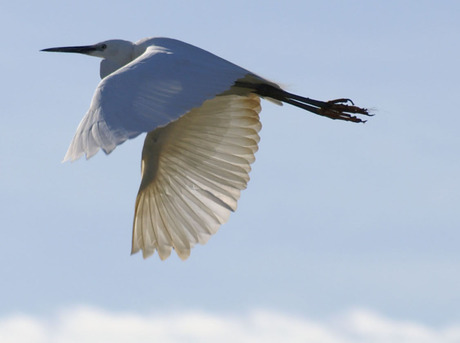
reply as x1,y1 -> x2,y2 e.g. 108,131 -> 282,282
42,37 -> 370,260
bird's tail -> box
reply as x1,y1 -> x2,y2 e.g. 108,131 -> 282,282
235,82 -> 372,123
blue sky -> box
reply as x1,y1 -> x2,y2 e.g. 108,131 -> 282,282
1,1 -> 460,341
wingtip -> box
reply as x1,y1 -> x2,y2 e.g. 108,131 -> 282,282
62,149 -> 99,163
61,154 -> 79,163
176,249 -> 191,261
61,155 -> 72,164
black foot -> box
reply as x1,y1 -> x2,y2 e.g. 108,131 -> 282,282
320,98 -> 372,123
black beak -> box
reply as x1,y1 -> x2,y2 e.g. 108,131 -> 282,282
40,45 -> 98,54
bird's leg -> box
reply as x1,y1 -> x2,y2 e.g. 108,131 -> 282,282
277,92 -> 372,123
235,82 -> 372,123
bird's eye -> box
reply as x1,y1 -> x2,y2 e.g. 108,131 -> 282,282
100,44 -> 107,50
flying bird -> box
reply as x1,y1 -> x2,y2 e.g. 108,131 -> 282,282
42,37 -> 370,260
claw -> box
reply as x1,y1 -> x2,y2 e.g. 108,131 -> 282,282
318,99 -> 372,123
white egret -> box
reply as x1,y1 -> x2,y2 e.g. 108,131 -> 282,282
42,37 -> 370,260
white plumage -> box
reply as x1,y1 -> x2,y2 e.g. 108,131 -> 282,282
42,37 -> 369,260
133,94 -> 261,260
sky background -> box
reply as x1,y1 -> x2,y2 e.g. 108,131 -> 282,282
1,1 -> 460,342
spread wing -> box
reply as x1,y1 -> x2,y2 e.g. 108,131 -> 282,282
63,39 -> 258,161
132,94 -> 262,260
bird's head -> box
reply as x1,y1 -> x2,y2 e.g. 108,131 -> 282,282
41,39 -> 135,78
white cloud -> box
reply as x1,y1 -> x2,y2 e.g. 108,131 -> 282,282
0,307 -> 459,343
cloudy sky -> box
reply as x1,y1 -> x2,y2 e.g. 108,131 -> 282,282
1,1 -> 459,342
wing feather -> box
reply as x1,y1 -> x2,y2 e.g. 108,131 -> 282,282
162,155 -> 242,206
132,94 -> 262,260
63,38 -> 270,162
